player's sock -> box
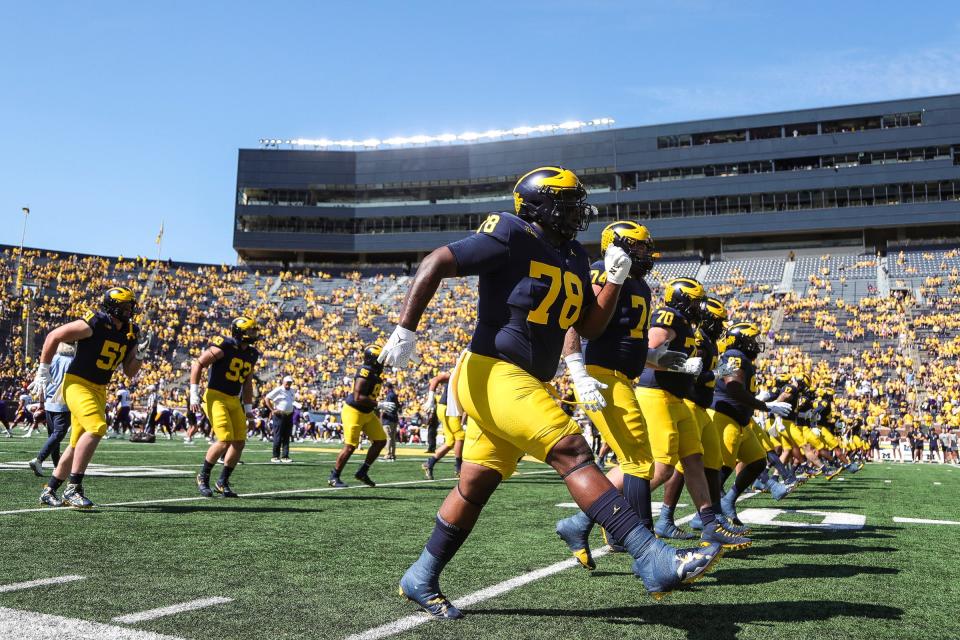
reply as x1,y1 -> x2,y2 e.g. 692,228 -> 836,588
218,464 -> 235,484
454,457 -> 462,474
697,504 -> 717,527
622,473 -> 653,530
200,460 -> 215,479
425,457 -> 437,471
357,462 -> 371,476
407,514 -> 471,583
766,451 -> 793,481
585,488 -> 654,558
68,473 -> 84,486
720,465 -> 733,490
48,475 -> 63,491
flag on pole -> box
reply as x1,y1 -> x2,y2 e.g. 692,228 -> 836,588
156,222 -> 164,245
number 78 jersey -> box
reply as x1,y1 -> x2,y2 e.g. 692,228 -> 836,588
206,336 -> 260,397
447,212 -> 596,382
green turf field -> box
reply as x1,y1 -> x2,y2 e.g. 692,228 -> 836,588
1,433 -> 959,640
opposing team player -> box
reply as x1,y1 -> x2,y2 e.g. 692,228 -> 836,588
382,168 -> 722,619
191,317 -> 260,498
634,278 -> 751,549
328,344 -> 388,488
421,371 -> 464,480
554,221 -> 703,566
32,287 -> 148,507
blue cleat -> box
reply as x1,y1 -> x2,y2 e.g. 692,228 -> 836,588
354,472 -> 376,487
328,471 -> 347,488
62,484 -> 94,509
197,474 -> 213,497
600,526 -> 627,553
717,513 -> 751,536
767,478 -> 796,501
701,519 -> 751,550
688,513 -> 704,531
654,516 -> 696,540
556,514 -> 595,570
825,466 -> 843,481
720,491 -> 745,527
845,462 -> 860,473
214,479 -> 238,498
399,564 -> 463,619
633,540 -> 723,600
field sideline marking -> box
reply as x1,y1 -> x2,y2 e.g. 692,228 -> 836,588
0,575 -> 85,593
113,597 -> 233,624
893,516 -> 960,526
0,606 -> 184,640
0,470 -> 556,516
346,493 -> 758,640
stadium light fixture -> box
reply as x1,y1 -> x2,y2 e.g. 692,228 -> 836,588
259,117 -> 616,150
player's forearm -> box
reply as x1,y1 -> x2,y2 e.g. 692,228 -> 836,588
189,362 -> 203,386
242,380 -> 253,405
123,356 -> 142,379
576,282 -> 622,340
561,327 -> 581,358
38,332 -> 60,365
397,247 -> 457,330
726,381 -> 767,411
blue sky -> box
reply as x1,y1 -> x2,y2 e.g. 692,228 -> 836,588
3,1 -> 959,264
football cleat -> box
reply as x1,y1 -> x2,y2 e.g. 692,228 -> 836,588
717,513 -> 752,536
825,466 -> 843,481
600,526 -> 627,553
701,520 -> 751,550
422,462 -> 434,481
845,462 -> 861,473
270,457 -> 281,464
328,472 -> 347,488
654,517 -> 696,540
197,474 -> 213,497
354,472 -> 376,487
633,540 -> 723,600
28,458 -> 44,477
555,515 -> 596,570
62,484 -> 94,509
688,513 -> 704,531
39,487 -> 62,507
720,492 -> 745,526
399,568 -> 463,620
214,479 -> 238,497
769,480 -> 796,501
280,458 -> 293,464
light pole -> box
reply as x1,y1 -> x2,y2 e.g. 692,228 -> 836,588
14,207 -> 29,297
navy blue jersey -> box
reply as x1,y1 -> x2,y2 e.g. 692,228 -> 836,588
67,310 -> 139,386
438,382 -> 449,405
206,336 -> 260,397
447,212 -> 595,382
582,261 -> 651,380
795,392 -> 815,426
688,330 -> 718,409
814,397 -> 835,428
711,349 -> 757,426
345,363 -> 383,412
636,305 -> 697,398
774,377 -> 802,421
381,389 -> 400,422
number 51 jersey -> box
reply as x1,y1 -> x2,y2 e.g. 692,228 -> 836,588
206,335 -> 260,397
67,309 -> 140,386
447,212 -> 596,382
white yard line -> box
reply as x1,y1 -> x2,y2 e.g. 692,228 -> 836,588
0,575 -> 85,593
893,517 -> 960,526
0,607 -> 185,640
347,490 -> 759,640
112,597 -> 233,624
0,470 -> 556,516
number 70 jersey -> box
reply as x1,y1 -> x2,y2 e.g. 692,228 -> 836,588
447,212 -> 595,382
206,336 -> 260,397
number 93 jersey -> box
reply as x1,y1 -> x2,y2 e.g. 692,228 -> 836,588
447,212 -> 595,382
67,310 -> 139,386
583,261 -> 651,380
206,336 -> 260,397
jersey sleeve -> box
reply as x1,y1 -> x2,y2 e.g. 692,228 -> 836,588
721,350 -> 745,373
447,214 -> 513,276
80,309 -> 103,330
650,307 -> 676,330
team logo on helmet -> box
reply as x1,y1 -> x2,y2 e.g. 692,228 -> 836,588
601,221 -> 655,278
513,166 -> 596,241
363,344 -> 384,370
718,321 -> 764,358
231,316 -> 260,344
698,296 -> 727,339
102,286 -> 136,321
663,277 -> 706,323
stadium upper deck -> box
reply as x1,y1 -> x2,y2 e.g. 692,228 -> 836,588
234,94 -> 960,265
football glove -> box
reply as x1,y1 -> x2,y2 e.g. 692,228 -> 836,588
135,331 -> 153,361
603,244 -> 632,285
678,356 -> 703,376
712,359 -> 740,378
766,401 -> 792,417
423,393 -> 435,414
189,383 -> 201,412
564,353 -> 607,412
28,363 -> 52,397
379,401 -> 398,414
755,391 -> 773,402
379,325 -> 418,368
647,343 -> 688,370
812,427 -> 822,437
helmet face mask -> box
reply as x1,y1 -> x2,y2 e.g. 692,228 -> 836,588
103,286 -> 136,322
232,316 -> 260,345
600,221 -> 655,278
698,296 -> 727,339
664,278 -> 705,324
514,167 -> 595,241
720,322 -> 763,358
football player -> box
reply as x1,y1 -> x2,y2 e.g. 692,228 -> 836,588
634,278 -> 751,549
328,344 -> 388,488
707,323 -> 793,526
384,168 -> 722,618
555,221 -> 706,567
421,371 -> 464,480
32,287 -> 149,508
190,317 -> 260,498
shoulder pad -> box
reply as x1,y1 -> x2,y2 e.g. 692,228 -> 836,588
476,211 -> 527,244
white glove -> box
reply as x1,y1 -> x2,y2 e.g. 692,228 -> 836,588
379,325 -> 418,368
564,353 -> 607,412
28,363 -> 52,397
135,331 -> 153,361
648,343 -> 688,370
755,391 -> 773,402
812,427 -> 822,437
679,356 -> 703,376
379,401 -> 398,414
603,244 -> 632,286
423,393 -> 435,414
189,383 -> 201,410
766,401 -> 792,417
712,359 -> 739,378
